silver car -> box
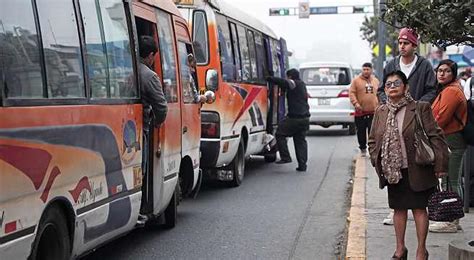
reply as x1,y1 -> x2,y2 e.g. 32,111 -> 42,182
299,62 -> 356,135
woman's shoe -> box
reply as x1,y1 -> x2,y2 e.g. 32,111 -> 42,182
392,247 -> 408,259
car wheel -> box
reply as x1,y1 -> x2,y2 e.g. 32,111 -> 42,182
348,123 -> 356,135
29,206 -> 71,260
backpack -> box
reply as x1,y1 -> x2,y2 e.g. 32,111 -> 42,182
462,78 -> 474,145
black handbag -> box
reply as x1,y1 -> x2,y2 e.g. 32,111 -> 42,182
427,179 -> 464,222
414,102 -> 435,165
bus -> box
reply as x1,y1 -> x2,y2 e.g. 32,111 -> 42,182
0,0 -> 204,258
176,0 -> 290,186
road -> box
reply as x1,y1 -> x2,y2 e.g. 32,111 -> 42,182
83,127 -> 358,260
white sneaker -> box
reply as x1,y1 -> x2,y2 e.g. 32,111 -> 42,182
429,221 -> 457,233
382,210 -> 394,225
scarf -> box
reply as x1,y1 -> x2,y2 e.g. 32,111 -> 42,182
381,92 -> 413,184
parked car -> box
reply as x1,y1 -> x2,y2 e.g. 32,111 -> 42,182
299,62 -> 356,135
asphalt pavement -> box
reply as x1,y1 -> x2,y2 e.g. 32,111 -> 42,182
83,127 -> 358,260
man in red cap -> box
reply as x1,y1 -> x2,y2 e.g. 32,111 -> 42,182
377,27 -> 437,103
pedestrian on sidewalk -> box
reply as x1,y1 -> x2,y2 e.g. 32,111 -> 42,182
368,70 -> 448,260
429,59 -> 467,233
349,62 -> 379,156
266,69 -> 310,172
377,27 -> 437,226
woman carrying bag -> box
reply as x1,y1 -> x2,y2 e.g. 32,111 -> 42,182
429,59 -> 468,233
368,70 -> 448,260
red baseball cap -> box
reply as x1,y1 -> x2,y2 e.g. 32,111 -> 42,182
398,27 -> 418,46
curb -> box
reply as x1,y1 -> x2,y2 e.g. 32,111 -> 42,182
345,156 -> 367,259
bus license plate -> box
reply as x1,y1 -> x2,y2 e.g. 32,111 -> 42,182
318,98 -> 330,105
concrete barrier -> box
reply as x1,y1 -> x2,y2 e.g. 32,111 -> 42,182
449,239 -> 474,260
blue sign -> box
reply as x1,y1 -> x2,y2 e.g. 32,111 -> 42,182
310,7 -> 337,14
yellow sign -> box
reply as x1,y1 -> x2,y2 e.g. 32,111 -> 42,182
373,44 -> 392,57
173,0 -> 194,5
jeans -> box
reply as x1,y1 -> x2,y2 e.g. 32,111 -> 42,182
276,117 -> 310,168
355,114 -> 373,150
444,132 -> 466,198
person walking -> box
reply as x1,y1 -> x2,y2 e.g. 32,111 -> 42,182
266,69 -> 310,172
429,59 -> 467,233
369,70 -> 448,260
349,62 -> 379,156
378,27 -> 437,225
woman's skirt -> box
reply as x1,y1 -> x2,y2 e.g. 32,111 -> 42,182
387,169 -> 435,209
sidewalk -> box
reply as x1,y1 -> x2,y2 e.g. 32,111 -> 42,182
346,155 -> 474,259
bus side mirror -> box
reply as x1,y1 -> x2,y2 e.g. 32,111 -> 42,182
206,69 -> 218,91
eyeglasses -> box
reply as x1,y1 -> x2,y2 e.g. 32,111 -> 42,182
385,79 -> 403,89
436,69 -> 452,74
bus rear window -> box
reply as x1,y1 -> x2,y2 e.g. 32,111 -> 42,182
192,11 -> 209,64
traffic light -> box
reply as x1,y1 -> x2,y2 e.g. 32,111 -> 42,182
269,8 -> 290,16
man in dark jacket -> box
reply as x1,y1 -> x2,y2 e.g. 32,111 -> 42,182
267,69 -> 310,172
377,28 -> 437,104
139,36 -> 168,126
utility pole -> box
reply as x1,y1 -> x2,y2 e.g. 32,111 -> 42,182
376,0 -> 386,80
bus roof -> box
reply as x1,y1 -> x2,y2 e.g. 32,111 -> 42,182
177,0 -> 278,39
139,0 -> 182,17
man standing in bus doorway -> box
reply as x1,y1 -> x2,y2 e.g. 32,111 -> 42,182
349,62 -> 379,157
266,69 -> 310,172
375,28 -> 437,226
138,36 -> 168,223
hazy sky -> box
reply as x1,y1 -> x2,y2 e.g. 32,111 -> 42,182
225,0 -> 374,68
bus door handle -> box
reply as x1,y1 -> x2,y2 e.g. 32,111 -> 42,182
182,126 -> 188,134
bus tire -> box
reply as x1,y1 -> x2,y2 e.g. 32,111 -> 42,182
29,206 -> 70,260
228,139 -> 245,187
264,152 -> 277,163
163,184 -> 178,229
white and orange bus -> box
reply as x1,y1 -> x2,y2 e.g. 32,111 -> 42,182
0,0 -> 204,259
176,0 -> 291,186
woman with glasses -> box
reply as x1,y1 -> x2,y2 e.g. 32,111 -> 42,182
368,70 -> 448,260
429,59 -> 468,233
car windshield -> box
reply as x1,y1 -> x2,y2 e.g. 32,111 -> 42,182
301,67 -> 351,85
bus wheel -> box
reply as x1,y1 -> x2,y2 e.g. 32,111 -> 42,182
228,140 -> 245,187
264,152 -> 277,163
30,206 -> 70,260
163,184 -> 178,229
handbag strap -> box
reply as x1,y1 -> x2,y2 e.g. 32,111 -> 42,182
415,101 -> 429,137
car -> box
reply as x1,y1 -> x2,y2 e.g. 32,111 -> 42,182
299,62 -> 356,135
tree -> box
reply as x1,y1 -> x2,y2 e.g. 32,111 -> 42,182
381,0 -> 473,48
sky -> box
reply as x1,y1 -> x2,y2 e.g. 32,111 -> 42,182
225,0 -> 375,69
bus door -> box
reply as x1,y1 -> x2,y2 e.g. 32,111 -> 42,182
154,9 -> 182,213
263,37 -> 279,133
132,3 -> 160,214
175,21 -> 201,196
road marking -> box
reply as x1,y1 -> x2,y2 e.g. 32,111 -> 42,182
345,155 -> 367,259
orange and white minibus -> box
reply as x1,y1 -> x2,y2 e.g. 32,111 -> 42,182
0,0 -> 204,259
176,0 -> 291,186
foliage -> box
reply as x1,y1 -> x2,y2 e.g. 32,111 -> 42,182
360,15 -> 399,56
381,0 -> 473,48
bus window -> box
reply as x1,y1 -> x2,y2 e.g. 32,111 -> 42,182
178,42 -> 196,103
37,0 -> 84,98
247,29 -> 258,83
192,10 -> 208,64
156,9 -> 178,103
81,0 -> 137,99
254,32 -> 267,84
215,14 -> 235,82
229,22 -> 241,82
0,0 -> 43,99
236,25 -> 250,82
271,39 -> 281,77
